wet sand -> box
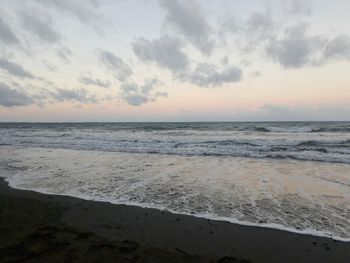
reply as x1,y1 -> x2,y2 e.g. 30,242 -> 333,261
0,178 -> 349,263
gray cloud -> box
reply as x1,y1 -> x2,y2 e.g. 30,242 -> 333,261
132,35 -> 242,88
41,59 -> 57,72
265,24 -> 350,69
19,10 -> 61,44
0,16 -> 19,45
0,57 -> 35,78
222,12 -> 276,52
0,80 -> 99,107
222,7 -> 350,70
221,56 -> 229,65
132,35 -> 189,72
159,0 -> 214,55
243,12 -> 276,52
246,12 -> 275,40
323,35 -> 350,61
154,91 -> 168,98
57,47 -> 72,63
182,63 -> 242,87
0,82 -> 33,107
282,0 -> 311,15
249,71 -> 261,78
120,78 -> 167,106
52,88 -> 97,103
78,72 -> 111,88
33,0 -> 100,24
221,16 -> 240,34
265,24 -> 325,68
98,49 -> 132,82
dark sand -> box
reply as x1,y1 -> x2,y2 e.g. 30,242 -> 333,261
0,178 -> 349,263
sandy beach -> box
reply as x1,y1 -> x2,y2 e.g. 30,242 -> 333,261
1,177 -> 349,262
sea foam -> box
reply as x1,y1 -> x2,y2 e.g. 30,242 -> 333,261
1,146 -> 349,241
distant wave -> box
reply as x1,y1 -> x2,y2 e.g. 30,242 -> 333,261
175,139 -> 350,148
311,127 -> 350,133
2,139 -> 350,164
1,122 -> 350,133
252,127 -> 271,132
253,126 -> 350,133
257,126 -> 314,133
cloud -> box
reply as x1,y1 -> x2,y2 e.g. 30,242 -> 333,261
221,56 -> 229,65
0,57 -> 35,78
282,0 -> 311,15
33,0 -> 100,24
222,11 -> 350,69
243,12 -> 276,52
0,82 -> 33,107
52,88 -> 97,103
246,12 -> 275,40
323,35 -> 350,61
0,16 -> 19,45
249,71 -> 261,78
132,35 -> 242,88
181,63 -> 242,87
132,35 -> 189,72
78,72 -> 111,88
41,59 -> 57,72
222,12 -> 276,52
120,78 -> 167,106
265,23 -> 350,68
159,0 -> 214,55
98,49 -> 132,82
221,16 -> 240,34
265,24 -> 325,68
19,10 -> 61,43
0,80 -> 99,107
222,7 -> 350,70
57,47 -> 72,63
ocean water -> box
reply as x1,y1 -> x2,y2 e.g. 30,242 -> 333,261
1,122 -> 350,163
0,122 -> 349,240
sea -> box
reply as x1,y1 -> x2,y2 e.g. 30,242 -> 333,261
0,122 -> 349,241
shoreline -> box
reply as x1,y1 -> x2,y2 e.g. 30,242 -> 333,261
5,177 -> 349,243
1,178 -> 350,262
2,145 -> 350,244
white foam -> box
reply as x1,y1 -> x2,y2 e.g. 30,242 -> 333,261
3,176 -> 350,242
1,146 -> 350,242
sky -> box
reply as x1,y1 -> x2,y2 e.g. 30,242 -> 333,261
0,0 -> 350,122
